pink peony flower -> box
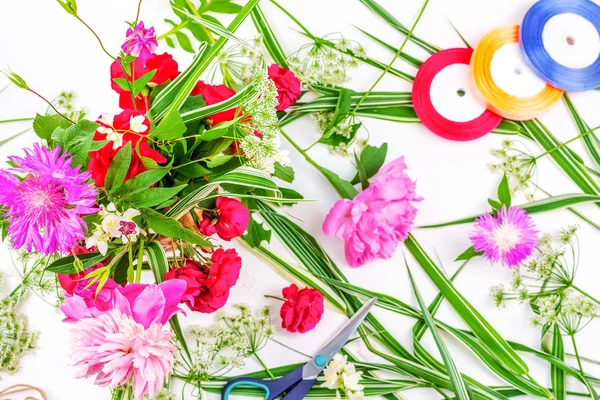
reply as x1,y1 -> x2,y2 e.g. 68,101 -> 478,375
60,280 -> 187,328
70,309 -> 175,400
323,157 -> 421,267
121,21 -> 158,64
470,206 -> 538,268
267,64 -> 302,111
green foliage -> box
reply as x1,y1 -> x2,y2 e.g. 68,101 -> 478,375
104,142 -> 132,192
140,208 -> 213,249
497,173 -> 512,208
112,162 -> 173,197
151,110 -> 186,140
272,162 -> 294,183
243,216 -> 272,248
350,143 -> 388,184
56,0 -> 77,15
323,88 -> 352,137
51,119 -> 99,167
32,113 -> 72,143
455,246 -> 482,262
46,251 -> 111,274
126,185 -> 187,208
316,165 -> 358,199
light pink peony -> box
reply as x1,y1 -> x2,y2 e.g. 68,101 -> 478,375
60,280 -> 187,328
323,157 -> 421,267
70,310 -> 175,400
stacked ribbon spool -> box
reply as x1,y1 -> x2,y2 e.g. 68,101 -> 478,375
412,0 -> 600,141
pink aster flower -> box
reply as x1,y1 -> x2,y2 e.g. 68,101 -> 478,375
121,21 -> 158,63
470,206 -> 538,268
70,309 -> 175,400
323,157 -> 421,267
0,144 -> 98,255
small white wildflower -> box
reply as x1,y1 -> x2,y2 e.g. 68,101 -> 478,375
129,115 -> 147,133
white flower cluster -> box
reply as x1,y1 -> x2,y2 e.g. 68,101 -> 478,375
152,388 -> 176,400
313,112 -> 365,156
531,289 -> 596,334
53,91 -> 86,120
218,36 -> 264,84
86,203 -> 143,255
240,69 -> 290,173
489,140 -> 537,200
97,113 -> 147,150
0,295 -> 38,373
186,305 -> 273,380
288,36 -> 365,87
321,354 -> 365,400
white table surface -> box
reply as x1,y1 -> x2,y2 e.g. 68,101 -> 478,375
2,0 -> 600,398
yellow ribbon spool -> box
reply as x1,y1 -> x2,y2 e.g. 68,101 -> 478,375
471,25 -> 564,121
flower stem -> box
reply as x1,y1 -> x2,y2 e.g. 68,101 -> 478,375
135,240 -> 145,283
278,127 -> 320,169
571,334 -> 585,375
533,124 -> 600,161
27,89 -> 74,124
253,352 -> 275,379
127,245 -> 134,283
351,0 -> 430,115
0,117 -> 33,124
157,20 -> 190,41
74,15 -> 117,60
264,294 -> 286,302
572,285 -> 600,305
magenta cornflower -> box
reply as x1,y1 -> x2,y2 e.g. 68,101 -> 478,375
470,206 -> 538,268
0,144 -> 98,255
121,21 -> 158,63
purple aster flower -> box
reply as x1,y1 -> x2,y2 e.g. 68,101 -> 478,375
121,21 -> 158,63
0,144 -> 99,255
470,206 -> 538,268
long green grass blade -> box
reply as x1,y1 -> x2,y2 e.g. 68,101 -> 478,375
405,234 -> 529,375
549,325 -> 566,400
251,5 -> 288,67
564,94 -> 600,171
407,266 -> 471,400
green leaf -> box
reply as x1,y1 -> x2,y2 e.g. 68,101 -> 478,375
550,325 -> 566,400
488,198 -> 502,210
323,88 -> 352,137
405,234 -> 530,375
112,77 -> 132,92
51,119 -> 99,166
46,251 -> 109,274
151,110 -> 186,140
455,246 -> 482,262
56,0 -> 77,15
112,162 -> 172,197
273,162 -> 294,183
243,215 -> 272,248
206,155 -> 233,168
176,163 -> 211,178
351,143 -> 388,184
207,1 -> 242,13
131,69 -> 157,96
316,165 -> 358,199
2,69 -> 29,89
180,95 -> 207,114
126,185 -> 187,208
421,193 -> 600,229
90,139 -> 109,151
406,265 -> 471,400
105,141 -> 132,191
175,31 -> 195,52
354,152 -> 369,191
33,113 -> 72,143
497,173 -> 511,208
140,208 -> 213,248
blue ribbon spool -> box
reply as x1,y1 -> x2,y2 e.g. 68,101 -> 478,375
520,0 -> 600,92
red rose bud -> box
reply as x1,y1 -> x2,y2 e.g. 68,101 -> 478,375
199,197 -> 250,241
191,80 -> 238,126
279,284 -> 324,334
268,64 -> 301,111
89,110 -> 167,187
164,249 -> 241,314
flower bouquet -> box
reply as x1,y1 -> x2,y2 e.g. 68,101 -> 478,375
2,0 -> 600,399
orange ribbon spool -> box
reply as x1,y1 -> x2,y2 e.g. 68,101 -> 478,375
471,25 -> 564,121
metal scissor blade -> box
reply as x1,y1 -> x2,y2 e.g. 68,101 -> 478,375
302,298 -> 377,379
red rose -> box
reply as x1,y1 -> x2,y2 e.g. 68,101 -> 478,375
199,197 -> 250,241
268,64 -> 301,111
145,53 -> 180,86
88,110 -> 167,187
163,249 -> 241,314
110,53 -> 180,111
205,248 -> 241,296
280,284 -> 324,333
191,80 -> 238,125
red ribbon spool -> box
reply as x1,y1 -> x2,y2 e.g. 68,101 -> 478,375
412,48 -> 502,141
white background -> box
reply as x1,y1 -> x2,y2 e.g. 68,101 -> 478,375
1,0 -> 600,398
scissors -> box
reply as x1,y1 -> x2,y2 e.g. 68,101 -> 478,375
222,297 -> 377,400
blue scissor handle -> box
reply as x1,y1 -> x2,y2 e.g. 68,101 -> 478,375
222,366 -> 316,400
